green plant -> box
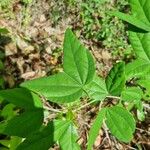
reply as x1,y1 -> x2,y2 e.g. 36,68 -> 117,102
0,0 -> 12,9
79,0 -> 131,59
110,0 -> 150,103
1,27 -> 145,149
21,0 -> 33,4
0,27 -> 9,90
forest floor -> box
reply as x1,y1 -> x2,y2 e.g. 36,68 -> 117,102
0,0 -> 149,149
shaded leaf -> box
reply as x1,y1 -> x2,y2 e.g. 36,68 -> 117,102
0,109 -> 43,137
0,60 -> 4,70
0,88 -> 42,110
17,122 -> 54,150
17,120 -> 78,150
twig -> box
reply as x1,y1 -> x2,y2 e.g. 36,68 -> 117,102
143,103 -> 150,110
103,122 -> 112,148
73,99 -> 97,112
106,95 -> 121,100
43,106 -> 62,113
136,127 -> 150,135
125,145 -> 137,150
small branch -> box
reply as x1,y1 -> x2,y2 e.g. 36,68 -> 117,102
43,106 -> 62,113
143,103 -> 150,110
73,99 -> 97,112
136,127 -> 150,134
106,95 -> 121,100
103,122 -> 112,148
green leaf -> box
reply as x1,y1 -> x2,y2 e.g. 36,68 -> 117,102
129,31 -> 150,61
85,75 -> 108,101
17,120 -> 79,150
137,78 -> 150,100
125,59 -> 150,79
53,120 -> 71,141
110,11 -> 150,31
129,0 -> 150,24
105,62 -> 125,96
1,103 -> 16,120
21,73 -> 83,103
0,76 -> 5,89
63,28 -> 95,85
16,122 -> 54,150
121,87 -> 143,117
22,0 -> 32,4
0,140 -> 10,148
9,136 -> 22,150
0,28 -> 9,34
121,87 -> 142,102
0,88 -> 43,110
137,78 -> 150,93
110,0 -> 150,31
1,137 -> 22,150
87,108 -> 106,150
21,29 -> 95,103
0,60 -> 4,70
0,109 -> 43,137
59,122 -> 80,150
106,106 -> 136,142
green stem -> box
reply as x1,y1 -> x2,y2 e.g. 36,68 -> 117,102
73,99 -> 97,112
106,95 -> 121,99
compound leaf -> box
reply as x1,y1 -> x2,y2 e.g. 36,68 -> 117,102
105,62 -> 125,96
106,106 -> 135,142
21,29 -> 95,103
87,108 -> 106,150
